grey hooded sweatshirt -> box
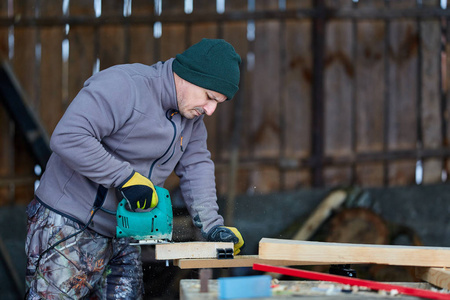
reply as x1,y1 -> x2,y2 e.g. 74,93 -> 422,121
35,58 -> 224,238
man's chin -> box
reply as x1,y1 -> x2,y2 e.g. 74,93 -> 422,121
179,110 -> 196,120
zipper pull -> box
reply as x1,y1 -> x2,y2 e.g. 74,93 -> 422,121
180,136 -> 184,152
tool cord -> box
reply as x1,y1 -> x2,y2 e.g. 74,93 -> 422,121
34,205 -> 101,272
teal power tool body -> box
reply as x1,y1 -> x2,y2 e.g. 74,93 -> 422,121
116,185 -> 173,245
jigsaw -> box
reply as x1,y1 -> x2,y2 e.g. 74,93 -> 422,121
116,185 -> 173,245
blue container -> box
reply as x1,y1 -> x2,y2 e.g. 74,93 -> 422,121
218,275 -> 272,299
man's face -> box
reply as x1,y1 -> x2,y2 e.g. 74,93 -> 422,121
174,73 -> 227,119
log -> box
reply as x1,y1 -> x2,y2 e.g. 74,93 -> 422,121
325,207 -> 389,245
259,238 -> 450,267
292,189 -> 347,241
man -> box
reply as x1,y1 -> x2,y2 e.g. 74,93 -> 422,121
25,38 -> 244,299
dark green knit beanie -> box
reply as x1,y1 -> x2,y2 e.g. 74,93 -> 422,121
172,38 -> 241,100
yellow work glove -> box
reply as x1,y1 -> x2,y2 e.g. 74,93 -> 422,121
204,225 -> 245,255
117,171 -> 158,212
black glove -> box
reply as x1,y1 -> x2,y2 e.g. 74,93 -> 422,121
206,226 -> 244,255
117,171 -> 158,212
195,215 -> 244,255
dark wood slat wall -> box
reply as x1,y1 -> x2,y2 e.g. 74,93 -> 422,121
387,0 -> 419,186
281,0 -> 313,190
354,0 -> 386,186
0,0 -> 448,205
68,1 -> 96,106
323,0 -> 354,186
421,0 -> 443,184
9,0 -> 37,204
446,7 -> 450,180
0,0 -> 11,204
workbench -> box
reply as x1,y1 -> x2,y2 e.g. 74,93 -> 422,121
179,279 -> 436,300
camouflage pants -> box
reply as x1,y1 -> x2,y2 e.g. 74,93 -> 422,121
25,199 -> 144,299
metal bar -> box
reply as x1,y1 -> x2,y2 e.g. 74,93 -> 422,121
0,175 -> 37,187
214,147 -> 450,170
2,7 -> 450,28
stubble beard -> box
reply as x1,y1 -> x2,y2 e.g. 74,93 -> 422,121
178,98 -> 203,119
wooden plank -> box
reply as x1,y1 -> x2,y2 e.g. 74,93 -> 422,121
129,24 -> 155,65
283,18 -> 312,160
416,267 -> 450,290
68,1 -> 96,106
174,255 -> 325,269
159,23 -> 186,62
155,242 -> 233,260
40,1 -> 64,135
323,166 -> 352,187
387,0 -> 418,185
0,1 -> 9,57
245,166 -> 280,194
421,0 -> 443,184
254,264 -> 450,300
11,0 -> 37,103
99,1 -> 126,68
98,24 -> 126,70
283,170 -> 310,190
0,1 -> 12,206
282,6 -> 313,188
128,1 -> 154,65
0,106 -> 12,206
224,0 -> 247,12
13,30 -> 37,108
446,5 -> 450,178
191,0 -> 216,14
214,21 -> 249,196
323,0 -> 354,186
356,162 -> 385,187
355,0 -> 386,186
190,22 -> 218,161
246,0 -> 281,167
222,21 -> 248,144
12,0 -> 38,204
216,168 -> 250,196
250,20 -> 281,159
259,238 -> 450,267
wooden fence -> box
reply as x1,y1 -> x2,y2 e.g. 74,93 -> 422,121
0,0 -> 449,205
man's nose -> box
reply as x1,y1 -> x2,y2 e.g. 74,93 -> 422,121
204,102 -> 218,116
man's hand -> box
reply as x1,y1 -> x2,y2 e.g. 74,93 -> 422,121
205,225 -> 245,255
117,171 -> 158,211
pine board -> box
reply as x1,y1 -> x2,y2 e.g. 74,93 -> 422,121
259,238 -> 450,267
416,267 -> 450,290
155,242 -> 233,260
174,255 -> 326,269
